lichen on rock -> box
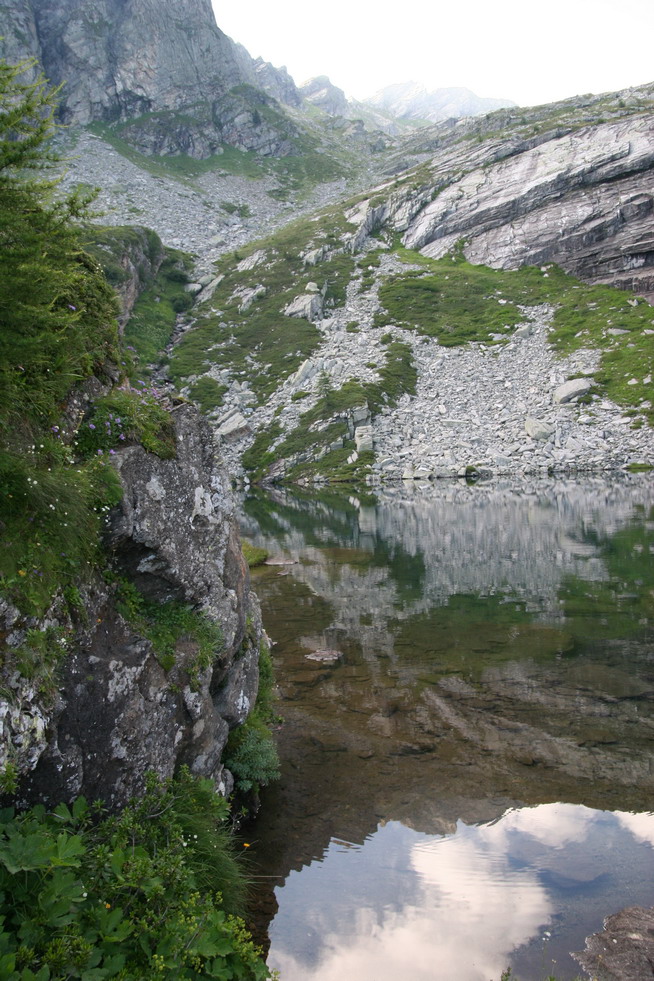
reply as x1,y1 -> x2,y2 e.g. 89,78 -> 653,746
2,404 -> 264,810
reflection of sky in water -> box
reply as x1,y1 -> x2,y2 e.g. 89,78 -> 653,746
268,805 -> 654,981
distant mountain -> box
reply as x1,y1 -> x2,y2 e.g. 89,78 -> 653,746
365,81 -> 516,123
299,75 -> 350,117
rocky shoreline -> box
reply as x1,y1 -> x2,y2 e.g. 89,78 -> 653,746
210,253 -> 654,483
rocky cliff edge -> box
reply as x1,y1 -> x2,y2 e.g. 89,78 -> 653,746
0,403 -> 263,810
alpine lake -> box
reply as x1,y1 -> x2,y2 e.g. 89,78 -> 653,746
239,474 -> 654,981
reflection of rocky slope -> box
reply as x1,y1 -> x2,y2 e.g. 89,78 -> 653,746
242,477 -> 654,635
244,478 -> 654,842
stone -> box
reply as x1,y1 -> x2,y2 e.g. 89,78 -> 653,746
573,906 -> 654,981
230,284 -> 266,312
525,417 -> 554,440
284,293 -> 324,321
216,410 -> 249,438
236,250 -> 266,272
553,378 -> 593,404
354,426 -> 374,453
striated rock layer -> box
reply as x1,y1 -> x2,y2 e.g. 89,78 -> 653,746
365,110 -> 654,300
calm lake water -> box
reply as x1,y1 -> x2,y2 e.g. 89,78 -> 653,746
239,476 -> 654,981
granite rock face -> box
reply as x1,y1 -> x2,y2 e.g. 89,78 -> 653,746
2,404 -> 262,809
0,0 -> 301,157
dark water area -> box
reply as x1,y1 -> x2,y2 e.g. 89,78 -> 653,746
239,475 -> 654,981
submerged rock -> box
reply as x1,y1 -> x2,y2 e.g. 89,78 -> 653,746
573,905 -> 654,981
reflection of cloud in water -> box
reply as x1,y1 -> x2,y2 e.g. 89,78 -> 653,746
268,803 -> 654,981
497,802 -> 598,848
270,820 -> 551,981
614,810 -> 654,846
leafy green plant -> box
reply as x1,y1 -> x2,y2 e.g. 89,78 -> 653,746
115,580 -> 223,683
224,642 -> 280,795
0,770 -> 271,979
241,542 -> 269,568
75,387 -> 176,459
0,444 -> 123,616
123,249 -> 195,371
224,720 -> 280,795
188,377 -> 229,414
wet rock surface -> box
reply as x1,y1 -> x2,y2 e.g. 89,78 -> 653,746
573,906 -> 654,981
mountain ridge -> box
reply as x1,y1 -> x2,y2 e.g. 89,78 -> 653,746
365,80 -> 517,123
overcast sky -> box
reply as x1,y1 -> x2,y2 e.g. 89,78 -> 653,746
212,0 -> 654,108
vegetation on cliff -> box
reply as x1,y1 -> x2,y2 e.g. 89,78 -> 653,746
0,60 -> 274,980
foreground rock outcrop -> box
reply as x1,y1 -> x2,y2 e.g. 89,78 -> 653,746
1,404 -> 262,809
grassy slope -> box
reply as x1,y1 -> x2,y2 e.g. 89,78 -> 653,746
157,88 -> 654,481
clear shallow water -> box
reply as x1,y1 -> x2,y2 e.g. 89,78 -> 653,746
240,476 -> 654,980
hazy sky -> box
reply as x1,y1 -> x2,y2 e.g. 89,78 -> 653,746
212,0 -> 654,108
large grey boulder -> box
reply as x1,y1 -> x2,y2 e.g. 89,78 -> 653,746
525,417 -> 554,440
553,378 -> 593,404
284,292 -> 324,321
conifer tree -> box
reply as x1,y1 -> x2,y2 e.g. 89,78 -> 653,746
0,58 -> 119,436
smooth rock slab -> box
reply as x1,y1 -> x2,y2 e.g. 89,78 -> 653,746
284,293 -> 324,320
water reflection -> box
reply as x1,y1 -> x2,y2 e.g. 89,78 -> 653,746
241,476 -> 654,977
268,806 -> 654,981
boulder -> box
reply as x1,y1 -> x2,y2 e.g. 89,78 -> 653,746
284,293 -> 324,321
573,905 -> 654,981
216,409 -> 249,439
553,378 -> 593,404
525,417 -> 554,440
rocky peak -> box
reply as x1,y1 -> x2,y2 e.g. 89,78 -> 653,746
300,75 -> 350,116
365,80 -> 517,123
25,0 -> 249,124
0,0 -> 304,157
252,54 -> 302,107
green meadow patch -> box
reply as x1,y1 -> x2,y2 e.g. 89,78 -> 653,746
377,251 -> 653,422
